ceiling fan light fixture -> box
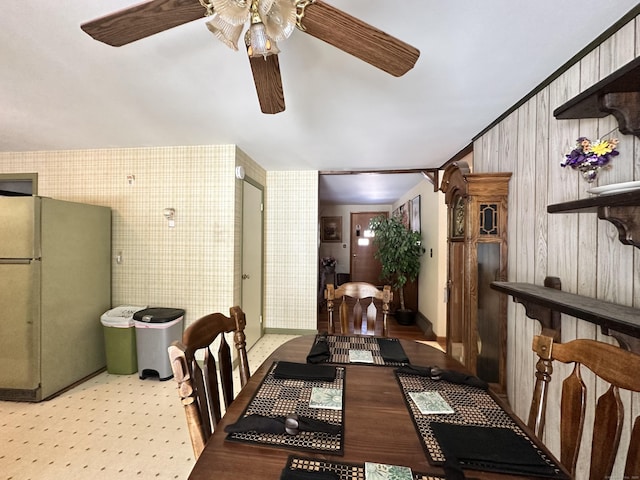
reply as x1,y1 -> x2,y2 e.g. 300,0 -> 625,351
263,0 -> 297,42
210,0 -> 251,25
206,14 -> 244,50
246,22 -> 279,58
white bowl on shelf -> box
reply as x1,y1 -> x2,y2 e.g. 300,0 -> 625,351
587,180 -> 640,196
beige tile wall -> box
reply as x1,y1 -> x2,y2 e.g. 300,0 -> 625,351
0,145 -> 269,327
264,171 -> 318,331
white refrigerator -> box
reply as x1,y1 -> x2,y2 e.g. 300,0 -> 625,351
0,196 -> 111,401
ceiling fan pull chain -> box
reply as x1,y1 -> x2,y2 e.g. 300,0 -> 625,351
198,0 -> 214,17
294,0 -> 316,32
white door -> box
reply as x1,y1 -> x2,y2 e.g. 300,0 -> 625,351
242,179 -> 264,350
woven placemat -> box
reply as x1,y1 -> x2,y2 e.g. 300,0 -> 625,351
323,335 -> 409,366
395,371 -> 563,475
226,362 -> 345,454
284,455 -> 446,480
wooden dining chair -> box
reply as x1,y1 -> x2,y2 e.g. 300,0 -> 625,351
167,305 -> 250,458
528,334 -> 640,480
325,282 -> 393,336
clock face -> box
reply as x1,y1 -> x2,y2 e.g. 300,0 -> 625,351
453,196 -> 465,237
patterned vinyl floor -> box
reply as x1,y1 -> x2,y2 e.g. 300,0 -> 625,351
0,334 -> 299,480
0,335 -> 441,480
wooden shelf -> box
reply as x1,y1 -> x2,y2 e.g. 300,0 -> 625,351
547,190 -> 640,248
491,281 -> 640,352
553,56 -> 640,137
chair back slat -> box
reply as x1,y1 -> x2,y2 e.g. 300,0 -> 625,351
530,334 -> 640,479
366,301 -> 376,333
559,366 -> 586,471
168,347 -> 206,456
625,416 -> 640,478
339,297 -> 350,334
218,335 -> 232,407
198,350 -> 221,432
168,306 -> 250,459
350,298 -> 364,333
326,282 -> 393,336
590,386 -> 623,480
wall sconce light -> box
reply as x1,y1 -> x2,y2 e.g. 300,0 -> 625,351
163,208 -> 176,228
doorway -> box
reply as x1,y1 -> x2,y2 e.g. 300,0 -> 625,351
241,178 -> 264,351
349,211 -> 386,284
0,173 -> 37,196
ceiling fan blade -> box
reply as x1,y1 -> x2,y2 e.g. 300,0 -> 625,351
299,1 -> 420,77
81,0 -> 206,47
247,54 -> 286,114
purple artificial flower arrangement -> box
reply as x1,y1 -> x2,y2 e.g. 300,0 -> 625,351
561,137 -> 619,169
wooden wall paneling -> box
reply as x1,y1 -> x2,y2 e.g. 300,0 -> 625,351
530,89 -> 551,424
498,111 -> 518,406
472,134 -> 482,170
601,19 -> 636,73
476,12 -> 640,475
477,136 -> 488,172
543,65 -> 582,456
574,49 -> 601,480
574,49 -> 601,339
481,124 -> 500,173
506,120 -> 518,414
511,99 -> 537,419
504,109 -> 518,412
534,88 -> 550,287
498,112 -> 518,173
596,25 -> 635,325
598,24 -> 638,479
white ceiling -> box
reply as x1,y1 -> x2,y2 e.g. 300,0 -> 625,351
319,172 -> 425,205
2,1 -> 638,203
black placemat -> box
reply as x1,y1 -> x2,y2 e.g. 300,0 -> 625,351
225,361 -> 345,454
283,455 -> 446,480
430,422 -> 565,478
395,371 -> 566,478
313,335 -> 409,366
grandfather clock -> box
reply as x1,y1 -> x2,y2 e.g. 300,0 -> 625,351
440,161 -> 511,393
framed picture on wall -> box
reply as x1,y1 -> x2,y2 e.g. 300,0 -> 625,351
321,216 -> 342,242
411,195 -> 421,233
394,201 -> 411,228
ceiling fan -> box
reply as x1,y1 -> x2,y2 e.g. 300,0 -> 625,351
81,0 -> 420,114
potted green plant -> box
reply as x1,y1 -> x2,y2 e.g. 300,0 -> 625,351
369,214 -> 425,325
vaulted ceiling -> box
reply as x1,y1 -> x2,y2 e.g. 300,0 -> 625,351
2,1 -> 638,203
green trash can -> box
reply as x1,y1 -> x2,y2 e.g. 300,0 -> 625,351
101,306 -> 146,375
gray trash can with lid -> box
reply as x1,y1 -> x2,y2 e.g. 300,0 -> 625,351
133,307 -> 185,380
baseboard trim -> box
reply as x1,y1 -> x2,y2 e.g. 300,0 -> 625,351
415,312 -> 437,341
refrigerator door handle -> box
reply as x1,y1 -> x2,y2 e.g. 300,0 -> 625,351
0,259 -> 35,264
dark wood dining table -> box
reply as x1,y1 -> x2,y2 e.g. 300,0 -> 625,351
187,335 -> 568,480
